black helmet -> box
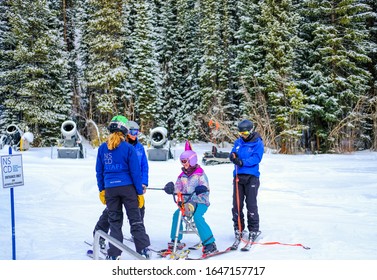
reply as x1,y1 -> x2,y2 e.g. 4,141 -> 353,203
238,119 -> 253,132
108,115 -> 128,135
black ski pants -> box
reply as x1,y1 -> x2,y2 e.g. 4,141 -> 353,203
232,174 -> 260,233
105,186 -> 150,257
93,207 -> 114,238
93,206 -> 145,237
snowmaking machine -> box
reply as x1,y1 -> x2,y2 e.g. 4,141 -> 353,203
0,124 -> 34,151
56,120 -> 84,159
202,145 -> 231,166
147,127 -> 172,161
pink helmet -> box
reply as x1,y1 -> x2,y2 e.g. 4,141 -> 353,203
180,150 -> 197,166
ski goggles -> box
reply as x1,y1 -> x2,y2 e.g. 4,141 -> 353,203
181,159 -> 188,164
238,130 -> 251,137
128,129 -> 139,136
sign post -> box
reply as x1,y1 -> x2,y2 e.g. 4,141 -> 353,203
1,146 -> 24,260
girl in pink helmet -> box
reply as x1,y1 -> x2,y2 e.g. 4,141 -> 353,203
164,141 -> 218,256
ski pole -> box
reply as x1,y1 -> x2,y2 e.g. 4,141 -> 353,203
235,165 -> 242,233
146,187 -> 164,190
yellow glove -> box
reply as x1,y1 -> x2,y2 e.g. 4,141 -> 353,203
99,190 -> 106,205
138,195 -> 145,208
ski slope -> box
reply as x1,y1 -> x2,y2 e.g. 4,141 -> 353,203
1,141 -> 376,278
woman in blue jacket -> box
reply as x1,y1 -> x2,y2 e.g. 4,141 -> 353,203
93,120 -> 149,246
229,119 -> 264,246
95,116 -> 150,259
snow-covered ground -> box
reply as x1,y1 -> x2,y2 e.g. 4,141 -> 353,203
1,141 -> 376,278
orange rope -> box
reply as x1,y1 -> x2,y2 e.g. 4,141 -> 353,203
240,238 -> 310,250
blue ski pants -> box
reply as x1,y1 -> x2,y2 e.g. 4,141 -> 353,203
170,203 -> 215,246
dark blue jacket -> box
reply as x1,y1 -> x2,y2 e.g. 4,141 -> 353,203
96,141 -> 143,195
230,132 -> 264,177
132,140 -> 149,186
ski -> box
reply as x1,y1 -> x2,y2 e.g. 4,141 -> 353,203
229,238 -> 241,250
240,231 -> 261,252
186,247 -> 231,260
188,242 -> 202,250
85,240 -> 107,259
123,237 -> 170,254
86,249 -> 106,260
169,250 -> 191,260
84,240 -> 93,247
156,248 -> 190,259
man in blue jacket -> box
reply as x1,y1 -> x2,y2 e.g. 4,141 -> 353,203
229,119 -> 264,247
126,121 -> 149,220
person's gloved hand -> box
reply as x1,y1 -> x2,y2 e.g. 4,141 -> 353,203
142,184 -> 147,194
184,202 -> 197,217
230,152 -> 243,167
229,152 -> 237,163
138,195 -> 145,208
164,181 -> 174,194
99,190 -> 106,205
195,185 -> 208,195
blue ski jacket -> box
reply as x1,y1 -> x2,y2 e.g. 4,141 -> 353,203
230,132 -> 264,178
96,140 -> 143,195
131,140 -> 149,187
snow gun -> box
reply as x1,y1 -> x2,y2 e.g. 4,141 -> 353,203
56,120 -> 84,159
0,124 -> 34,151
146,127 -> 172,161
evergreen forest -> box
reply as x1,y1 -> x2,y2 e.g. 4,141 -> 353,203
1,0 -> 376,154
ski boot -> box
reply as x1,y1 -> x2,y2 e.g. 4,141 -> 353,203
230,230 -> 243,250
106,255 -> 120,260
167,240 -> 186,250
202,242 -> 218,256
99,237 -> 106,250
138,247 -> 151,259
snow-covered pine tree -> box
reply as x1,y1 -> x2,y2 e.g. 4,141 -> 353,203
80,0 -> 127,124
0,0 -> 12,131
154,0 -> 183,138
120,0 -> 140,121
362,0 -> 377,150
129,0 -> 159,131
0,0 -> 71,144
245,0 -> 304,153
234,0 -> 274,146
197,0 -> 237,142
172,0 -> 202,140
301,0 -> 373,152
51,0 -> 83,122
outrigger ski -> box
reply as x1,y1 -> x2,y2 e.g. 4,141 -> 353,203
156,242 -> 189,259
186,247 -> 232,260
157,249 -> 191,259
188,241 -> 202,250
